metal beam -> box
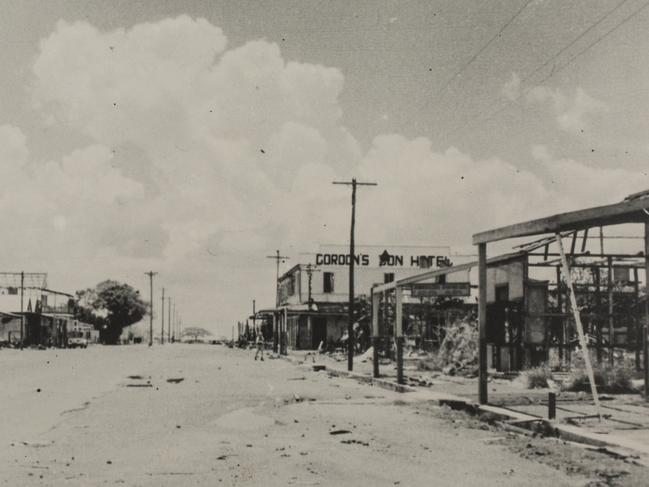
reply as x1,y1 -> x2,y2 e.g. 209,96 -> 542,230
478,243 -> 488,404
473,197 -> 649,245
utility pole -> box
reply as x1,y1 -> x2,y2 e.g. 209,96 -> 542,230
170,301 -> 175,343
267,250 -> 290,354
304,263 -> 321,310
252,299 -> 256,336
145,271 -> 157,346
266,250 -> 290,307
20,271 -> 24,349
333,178 -> 377,372
161,288 -> 165,345
167,296 -> 172,343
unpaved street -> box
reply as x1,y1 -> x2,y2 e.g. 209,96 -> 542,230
1,344 -> 593,486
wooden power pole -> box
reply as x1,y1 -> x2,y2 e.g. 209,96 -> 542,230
266,250 -> 290,307
145,271 -> 157,346
333,178 -> 377,371
161,287 -> 165,345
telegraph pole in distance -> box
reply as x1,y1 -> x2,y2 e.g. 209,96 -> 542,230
145,271 -> 157,346
266,250 -> 290,307
333,178 -> 377,371
266,250 -> 290,353
304,263 -> 321,310
161,287 -> 165,345
20,271 -> 24,349
167,296 -> 172,343
170,301 -> 175,343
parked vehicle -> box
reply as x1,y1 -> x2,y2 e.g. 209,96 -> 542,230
68,331 -> 88,349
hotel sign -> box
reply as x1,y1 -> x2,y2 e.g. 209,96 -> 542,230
409,283 -> 471,297
315,248 -> 452,268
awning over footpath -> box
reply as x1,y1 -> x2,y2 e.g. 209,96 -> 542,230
250,302 -> 349,320
0,311 -> 21,318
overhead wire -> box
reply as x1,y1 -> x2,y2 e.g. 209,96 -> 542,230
443,0 -> 649,139
399,0 -> 534,130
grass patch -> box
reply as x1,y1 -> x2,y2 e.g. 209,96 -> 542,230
563,362 -> 636,394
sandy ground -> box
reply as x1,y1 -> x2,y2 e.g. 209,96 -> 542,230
0,344 -> 638,486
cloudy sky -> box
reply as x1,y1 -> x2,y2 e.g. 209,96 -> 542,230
1,0 -> 648,335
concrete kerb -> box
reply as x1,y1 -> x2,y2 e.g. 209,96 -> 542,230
277,352 -> 649,464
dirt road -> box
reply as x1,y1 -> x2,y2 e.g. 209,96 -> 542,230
0,344 -> 606,485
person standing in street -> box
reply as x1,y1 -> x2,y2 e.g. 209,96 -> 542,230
254,333 -> 264,361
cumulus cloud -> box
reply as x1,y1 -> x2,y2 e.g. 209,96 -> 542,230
1,15 -> 642,332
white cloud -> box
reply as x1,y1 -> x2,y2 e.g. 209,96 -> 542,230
1,15 -> 642,333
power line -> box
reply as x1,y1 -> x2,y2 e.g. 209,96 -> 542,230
445,0 -> 649,139
401,0 -> 533,129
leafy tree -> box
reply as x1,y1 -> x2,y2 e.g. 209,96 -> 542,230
74,280 -> 147,344
181,327 -> 212,342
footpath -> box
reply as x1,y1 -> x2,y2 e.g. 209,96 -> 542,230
278,349 -> 649,467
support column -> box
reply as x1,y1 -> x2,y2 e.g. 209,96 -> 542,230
478,243 -> 488,405
272,313 -> 278,353
282,307 -> 288,355
371,289 -> 380,378
395,286 -> 404,385
594,266 -> 602,364
556,265 -> 564,364
608,256 -> 615,367
644,222 -> 649,401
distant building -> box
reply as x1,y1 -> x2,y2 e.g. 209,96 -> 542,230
263,244 -> 461,350
0,311 -> 22,345
0,272 -> 79,347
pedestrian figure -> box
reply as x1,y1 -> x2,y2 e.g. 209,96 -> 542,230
254,334 -> 264,361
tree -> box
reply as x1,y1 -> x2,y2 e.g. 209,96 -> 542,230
74,280 -> 147,344
181,327 -> 212,342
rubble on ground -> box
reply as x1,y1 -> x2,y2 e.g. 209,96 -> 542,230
435,319 -> 478,377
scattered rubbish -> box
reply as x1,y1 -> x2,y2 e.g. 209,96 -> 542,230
126,384 -> 153,388
341,439 -> 369,446
287,377 -> 306,381
127,375 -> 144,380
20,441 -> 53,448
329,429 -> 352,435
166,378 -> 184,384
312,365 -> 326,372
217,455 -> 228,460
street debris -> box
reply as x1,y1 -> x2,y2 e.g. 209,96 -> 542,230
341,439 -> 369,446
166,377 -> 185,384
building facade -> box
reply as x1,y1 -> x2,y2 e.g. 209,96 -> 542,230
276,244 -> 457,350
